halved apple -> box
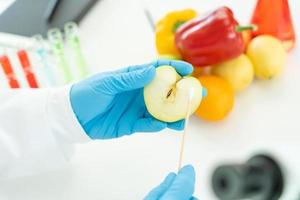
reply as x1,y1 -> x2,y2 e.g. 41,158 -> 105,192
144,66 -> 203,122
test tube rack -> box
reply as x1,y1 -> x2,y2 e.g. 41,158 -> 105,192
0,22 -> 89,89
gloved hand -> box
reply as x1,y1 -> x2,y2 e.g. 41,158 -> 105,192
144,165 -> 197,200
70,60 -> 193,139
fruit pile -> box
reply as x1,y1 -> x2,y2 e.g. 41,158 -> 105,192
154,4 -> 295,122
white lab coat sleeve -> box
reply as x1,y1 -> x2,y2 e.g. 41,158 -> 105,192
0,86 -> 91,180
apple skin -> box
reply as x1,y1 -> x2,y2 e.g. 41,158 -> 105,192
144,66 -> 203,122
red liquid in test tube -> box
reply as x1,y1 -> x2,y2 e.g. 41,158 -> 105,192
0,55 -> 20,88
17,50 -> 39,88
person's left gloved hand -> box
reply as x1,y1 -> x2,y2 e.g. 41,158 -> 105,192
70,60 -> 193,139
144,165 -> 197,200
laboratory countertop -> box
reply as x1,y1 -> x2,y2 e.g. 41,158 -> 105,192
1,0 -> 300,199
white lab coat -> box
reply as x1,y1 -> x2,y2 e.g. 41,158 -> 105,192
0,87 -> 91,180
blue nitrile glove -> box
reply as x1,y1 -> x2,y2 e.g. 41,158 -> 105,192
144,165 -> 197,200
70,60 -> 194,139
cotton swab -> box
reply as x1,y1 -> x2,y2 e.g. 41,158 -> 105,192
177,89 -> 194,172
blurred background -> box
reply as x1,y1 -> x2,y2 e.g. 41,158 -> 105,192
0,0 -> 300,199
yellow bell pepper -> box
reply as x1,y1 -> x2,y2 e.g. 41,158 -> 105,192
155,9 -> 197,58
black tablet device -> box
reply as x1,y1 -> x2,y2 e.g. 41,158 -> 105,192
0,0 -> 99,37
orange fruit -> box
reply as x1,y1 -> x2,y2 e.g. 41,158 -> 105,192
195,76 -> 234,121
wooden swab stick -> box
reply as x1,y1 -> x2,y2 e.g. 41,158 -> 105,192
177,89 -> 194,172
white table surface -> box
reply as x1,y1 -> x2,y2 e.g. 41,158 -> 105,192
1,0 -> 300,199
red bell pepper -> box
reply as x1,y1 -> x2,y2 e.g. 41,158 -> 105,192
175,7 -> 248,67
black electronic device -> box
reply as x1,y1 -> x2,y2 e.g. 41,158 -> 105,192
212,154 -> 284,200
0,0 -> 99,36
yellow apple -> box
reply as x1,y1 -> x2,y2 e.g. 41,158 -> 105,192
246,35 -> 286,80
212,54 -> 254,92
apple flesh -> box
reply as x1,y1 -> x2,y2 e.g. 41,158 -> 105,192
144,66 -> 203,122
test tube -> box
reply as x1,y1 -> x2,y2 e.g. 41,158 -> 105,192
17,50 -> 39,88
48,28 -> 72,83
32,35 -> 56,86
0,54 -> 20,88
64,22 -> 88,79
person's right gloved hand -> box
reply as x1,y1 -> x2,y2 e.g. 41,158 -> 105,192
144,165 -> 197,200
